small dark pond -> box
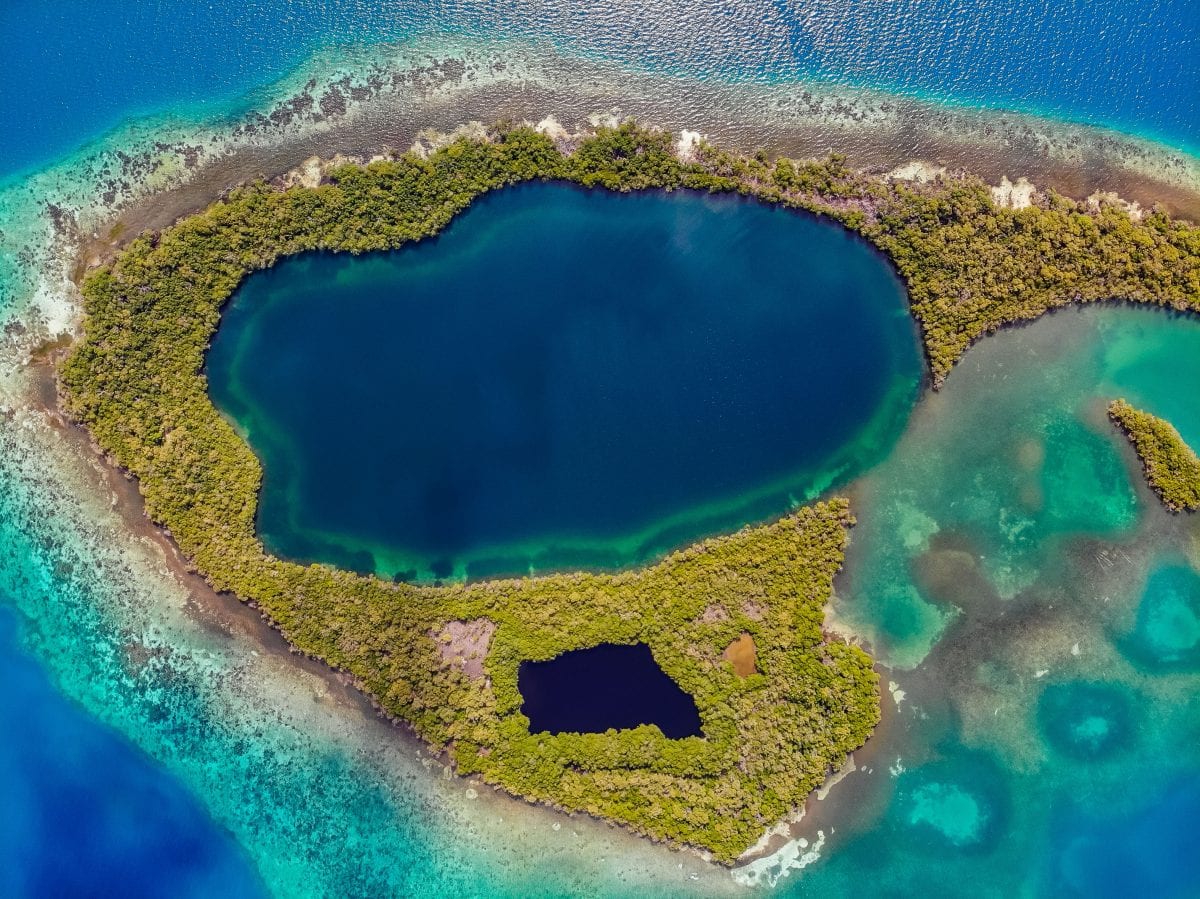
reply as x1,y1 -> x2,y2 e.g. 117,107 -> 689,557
518,643 -> 702,738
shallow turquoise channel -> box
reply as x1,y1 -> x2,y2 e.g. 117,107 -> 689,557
207,183 -> 922,581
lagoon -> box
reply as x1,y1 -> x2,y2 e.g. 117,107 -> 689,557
207,182 -> 920,581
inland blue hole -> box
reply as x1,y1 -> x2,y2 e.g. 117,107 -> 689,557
518,643 -> 702,738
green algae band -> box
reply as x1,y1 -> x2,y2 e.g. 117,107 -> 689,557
206,183 -> 920,581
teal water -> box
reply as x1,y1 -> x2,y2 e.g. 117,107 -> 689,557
207,183 -> 920,581
4,226 -> 1200,895
793,306 -> 1200,895
0,412 -> 738,896
0,605 -> 266,898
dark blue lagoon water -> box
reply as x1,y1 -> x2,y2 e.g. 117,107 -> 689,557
519,643 -> 703,738
207,183 -> 920,580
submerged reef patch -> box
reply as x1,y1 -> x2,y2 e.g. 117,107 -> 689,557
1120,563 -> 1200,671
893,754 -> 1010,854
59,122 -> 1200,859
1036,681 -> 1137,760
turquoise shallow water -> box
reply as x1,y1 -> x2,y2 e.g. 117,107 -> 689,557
0,413 -> 740,896
2,3 -> 1200,895
208,183 -> 919,581
805,306 -> 1200,896
7,260 -> 1200,896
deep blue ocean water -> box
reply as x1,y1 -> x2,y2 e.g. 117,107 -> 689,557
2,0 -> 1198,177
208,184 -> 919,581
0,604 -> 265,898
2,3 -> 1200,896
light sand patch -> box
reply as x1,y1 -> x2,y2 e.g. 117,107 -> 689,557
815,754 -> 857,801
409,121 -> 490,158
676,129 -> 706,163
991,175 -> 1037,209
889,161 -> 946,183
586,110 -> 622,129
534,115 -> 569,142
1087,190 -> 1146,221
735,807 -> 806,861
732,829 -> 826,888
283,155 -> 325,189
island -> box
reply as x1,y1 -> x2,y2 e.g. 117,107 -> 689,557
1109,399 -> 1200,512
59,121 -> 1200,861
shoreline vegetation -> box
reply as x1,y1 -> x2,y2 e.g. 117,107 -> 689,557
59,122 -> 1200,860
1108,399 -> 1200,512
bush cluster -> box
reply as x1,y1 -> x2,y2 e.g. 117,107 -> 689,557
1109,399 -> 1200,512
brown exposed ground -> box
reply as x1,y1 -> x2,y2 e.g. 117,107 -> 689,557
723,633 -> 758,678
435,618 -> 498,679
